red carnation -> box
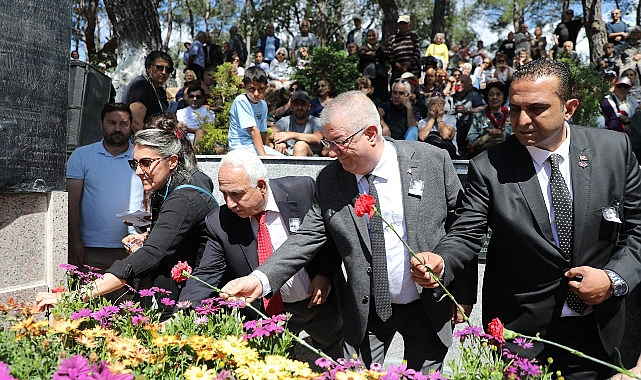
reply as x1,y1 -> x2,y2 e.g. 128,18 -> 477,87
354,194 -> 376,218
171,261 -> 192,283
487,317 -> 505,342
51,286 -> 66,293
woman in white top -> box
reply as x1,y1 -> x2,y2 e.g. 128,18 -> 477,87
269,47 -> 291,90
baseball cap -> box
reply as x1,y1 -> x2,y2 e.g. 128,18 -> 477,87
616,76 -> 633,87
400,72 -> 416,79
291,90 -> 311,103
397,15 -> 410,23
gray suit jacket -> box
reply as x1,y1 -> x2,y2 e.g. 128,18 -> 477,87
436,126 -> 641,356
259,139 -> 468,347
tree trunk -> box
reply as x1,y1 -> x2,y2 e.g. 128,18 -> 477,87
83,0 -> 99,62
163,0 -> 173,51
103,0 -> 162,97
378,0 -> 398,43
582,0 -> 606,64
186,0 -> 194,39
513,1 -> 523,33
431,0 -> 446,40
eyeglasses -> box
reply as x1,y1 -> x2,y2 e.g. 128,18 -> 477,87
483,61 -> 492,64
453,73 -> 461,77
394,79 -> 409,84
128,157 -> 163,171
320,127 -> 365,149
189,94 -> 203,99
154,65 -> 174,74
277,52 -> 286,56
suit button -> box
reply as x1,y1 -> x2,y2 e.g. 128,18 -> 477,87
367,267 -> 372,274
362,295 -> 369,304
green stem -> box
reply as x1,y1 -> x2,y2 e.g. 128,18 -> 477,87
182,271 -> 337,364
375,208 -> 472,326
515,332 -> 641,379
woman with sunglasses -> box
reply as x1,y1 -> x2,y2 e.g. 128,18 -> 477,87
36,117 -> 218,320
269,47 -> 291,90
121,51 -> 175,133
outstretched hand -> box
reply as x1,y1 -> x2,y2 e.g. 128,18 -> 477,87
220,275 -> 263,303
35,292 -> 63,312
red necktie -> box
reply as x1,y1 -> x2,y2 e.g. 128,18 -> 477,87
254,211 -> 283,315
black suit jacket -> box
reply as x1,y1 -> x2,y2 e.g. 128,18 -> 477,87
436,126 -> 641,356
178,176 -> 340,316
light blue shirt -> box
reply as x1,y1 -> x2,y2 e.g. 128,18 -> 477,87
227,94 -> 268,152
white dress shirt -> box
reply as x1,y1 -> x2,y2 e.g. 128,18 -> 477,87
355,140 -> 420,304
525,125 -> 592,316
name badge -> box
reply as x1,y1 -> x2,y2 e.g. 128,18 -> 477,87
409,178 -> 424,197
603,206 -> 622,224
289,217 -> 301,232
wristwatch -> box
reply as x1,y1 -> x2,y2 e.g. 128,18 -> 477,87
604,269 -> 628,297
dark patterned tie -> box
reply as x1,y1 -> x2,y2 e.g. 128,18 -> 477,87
548,154 -> 587,314
254,211 -> 283,315
365,174 -> 393,321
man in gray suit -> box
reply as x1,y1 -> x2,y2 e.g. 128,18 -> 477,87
412,59 -> 641,379
221,91 -> 471,371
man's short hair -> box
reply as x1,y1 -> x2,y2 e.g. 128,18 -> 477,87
512,58 -> 574,102
243,66 -> 268,85
393,79 -> 412,95
101,102 -> 132,122
186,84 -> 203,96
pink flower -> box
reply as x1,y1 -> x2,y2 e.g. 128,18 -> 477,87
171,261 -> 192,283
354,194 -> 376,218
51,286 -> 66,293
487,317 -> 505,343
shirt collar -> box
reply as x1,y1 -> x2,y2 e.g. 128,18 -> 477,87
98,140 -> 134,158
355,139 -> 397,183
525,123 -> 571,166
263,186 -> 280,214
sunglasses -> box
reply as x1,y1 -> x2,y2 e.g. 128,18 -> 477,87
189,94 -> 203,99
128,157 -> 163,171
154,64 -> 174,74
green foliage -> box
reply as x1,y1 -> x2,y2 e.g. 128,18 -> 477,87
290,46 -> 361,97
560,58 -> 611,128
195,63 -> 244,154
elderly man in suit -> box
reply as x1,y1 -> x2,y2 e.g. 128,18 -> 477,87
412,59 -> 641,379
178,150 -> 343,359
221,91 -> 470,372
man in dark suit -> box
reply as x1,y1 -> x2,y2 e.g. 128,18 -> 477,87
221,91 -> 471,372
178,150 -> 343,359
411,59 -> 641,379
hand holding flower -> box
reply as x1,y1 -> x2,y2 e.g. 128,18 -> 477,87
220,275 -> 264,303
409,251 -> 444,289
35,291 -> 63,311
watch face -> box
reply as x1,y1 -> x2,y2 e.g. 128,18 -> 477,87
613,283 -> 628,297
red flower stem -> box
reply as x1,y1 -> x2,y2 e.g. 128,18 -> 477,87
182,271 -> 337,364
374,208 -> 472,326
514,331 -> 640,379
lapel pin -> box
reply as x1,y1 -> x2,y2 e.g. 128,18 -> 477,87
578,161 -> 588,168
407,168 -> 412,175
289,218 -> 301,233
579,155 -> 588,161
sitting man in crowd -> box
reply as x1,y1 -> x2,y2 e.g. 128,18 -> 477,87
178,150 -> 343,360
272,90 -> 323,156
377,78 -> 421,140
177,84 -> 215,146
451,74 -> 486,157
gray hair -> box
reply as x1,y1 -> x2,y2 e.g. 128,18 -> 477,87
276,47 -> 288,59
220,150 -> 268,187
320,91 -> 382,138
134,118 -> 197,177
434,33 -> 445,40
392,79 -> 411,95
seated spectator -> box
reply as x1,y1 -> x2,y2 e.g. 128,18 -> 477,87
359,28 -> 390,102
378,78 -> 421,140
531,26 -> 547,60
310,77 -> 333,117
417,95 -> 457,158
598,43 -> 619,77
621,68 -> 641,102
177,84 -> 214,145
227,66 -> 281,155
269,47 -> 291,90
473,56 -> 495,89
346,42 -> 358,56
424,33 -> 449,69
601,76 -> 639,132
176,70 -> 198,101
249,50 -> 270,76
418,67 -> 442,99
493,52 -> 514,84
443,68 -> 460,96
272,81 -> 305,119
467,81 -> 513,157
618,26 -> 641,72
451,74 -> 486,157
272,90 -> 323,156
513,48 -> 532,70
231,53 -> 245,76
356,76 -> 381,106
436,68 -> 450,91
557,41 -> 579,62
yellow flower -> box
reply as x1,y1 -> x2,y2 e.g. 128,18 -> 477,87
184,364 -> 217,380
81,326 -> 112,339
335,370 -> 368,380
75,335 -> 99,349
153,334 -> 182,348
49,318 -> 83,334
235,361 -> 264,380
187,335 -> 214,349
218,335 -> 249,357
10,316 -> 35,333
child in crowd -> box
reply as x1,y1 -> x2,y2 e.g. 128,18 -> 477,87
250,50 -> 270,76
227,66 -> 280,156
598,43 -> 619,78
